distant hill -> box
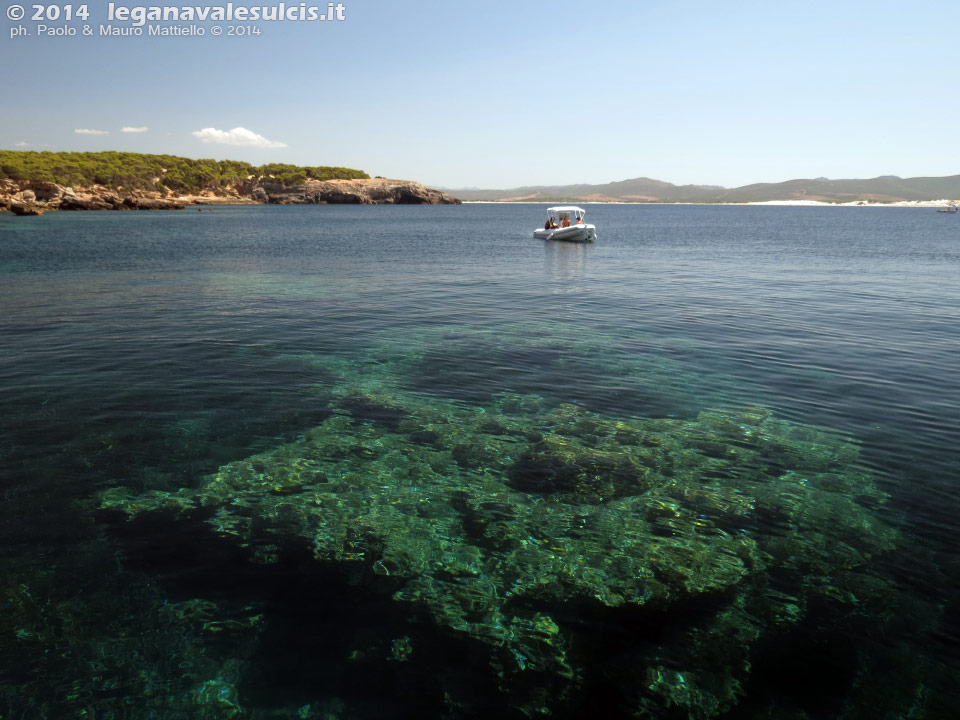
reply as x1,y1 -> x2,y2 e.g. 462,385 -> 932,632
454,174 -> 960,203
714,175 -> 960,203
453,177 -> 721,203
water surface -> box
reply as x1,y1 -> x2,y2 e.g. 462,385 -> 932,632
1,204 -> 958,719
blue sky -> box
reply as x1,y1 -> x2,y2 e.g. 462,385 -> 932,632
1,0 -> 957,188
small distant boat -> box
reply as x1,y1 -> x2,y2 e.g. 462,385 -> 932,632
937,205 -> 957,213
534,206 -> 597,243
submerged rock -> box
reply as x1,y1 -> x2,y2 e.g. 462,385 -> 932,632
101,388 -> 900,718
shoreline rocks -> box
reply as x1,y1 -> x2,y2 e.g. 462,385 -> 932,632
9,200 -> 44,216
258,178 -> 460,205
0,177 -> 460,215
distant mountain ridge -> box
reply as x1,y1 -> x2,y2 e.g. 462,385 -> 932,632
453,174 -> 960,203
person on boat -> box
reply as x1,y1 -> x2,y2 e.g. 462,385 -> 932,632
561,215 -> 571,227
575,215 -> 584,225
545,217 -> 555,229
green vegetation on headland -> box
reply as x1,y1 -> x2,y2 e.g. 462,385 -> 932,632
0,150 -> 460,211
0,150 -> 369,193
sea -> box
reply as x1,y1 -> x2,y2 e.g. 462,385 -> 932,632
1,203 -> 958,719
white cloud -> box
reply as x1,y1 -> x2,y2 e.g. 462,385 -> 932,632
15,141 -> 28,147
75,128 -> 110,135
191,126 -> 287,148
121,126 -> 149,133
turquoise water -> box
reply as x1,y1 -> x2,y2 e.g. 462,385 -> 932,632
1,204 -> 959,719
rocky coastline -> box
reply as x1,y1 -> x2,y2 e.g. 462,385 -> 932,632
0,177 -> 460,216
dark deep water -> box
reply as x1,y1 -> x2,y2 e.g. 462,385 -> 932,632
1,203 -> 959,719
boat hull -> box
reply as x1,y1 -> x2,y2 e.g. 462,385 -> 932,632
533,224 -> 597,243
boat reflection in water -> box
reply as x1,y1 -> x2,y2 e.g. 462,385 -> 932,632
543,238 -> 590,296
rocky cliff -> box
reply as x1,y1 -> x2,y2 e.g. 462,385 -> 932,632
252,178 -> 460,205
0,177 -> 460,215
1,180 -> 188,215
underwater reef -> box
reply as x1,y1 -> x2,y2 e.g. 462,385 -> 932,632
4,323 -> 948,718
98,380 -> 912,719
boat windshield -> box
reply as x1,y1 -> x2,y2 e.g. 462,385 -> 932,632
543,207 -> 588,229
548,209 -> 585,222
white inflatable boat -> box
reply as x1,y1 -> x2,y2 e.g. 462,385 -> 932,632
533,206 -> 597,243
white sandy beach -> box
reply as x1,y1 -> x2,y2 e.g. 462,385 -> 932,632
465,199 -> 958,207
745,199 -> 957,207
